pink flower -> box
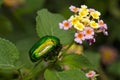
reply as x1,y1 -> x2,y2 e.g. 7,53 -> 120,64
74,32 -> 85,44
98,20 -> 108,36
103,31 -> 108,36
59,20 -> 72,30
84,27 -> 94,39
89,8 -> 95,12
69,5 -> 79,13
86,71 -> 96,78
98,20 -> 107,30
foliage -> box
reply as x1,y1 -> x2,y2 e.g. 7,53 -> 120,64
0,38 -> 19,69
44,69 -> 89,80
0,15 -> 13,35
0,0 -> 3,5
36,9 -> 75,45
0,0 -> 120,80
84,51 -> 101,70
61,54 -> 94,69
107,61 -> 120,76
14,0 -> 45,15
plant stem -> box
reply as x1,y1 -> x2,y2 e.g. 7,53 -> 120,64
99,66 -> 108,80
65,41 -> 75,52
22,61 -> 47,80
60,41 -> 75,57
18,69 -> 23,80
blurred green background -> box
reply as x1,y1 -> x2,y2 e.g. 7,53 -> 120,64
0,0 -> 120,80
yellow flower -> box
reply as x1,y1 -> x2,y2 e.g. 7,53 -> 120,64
90,21 -> 99,29
69,16 -> 79,25
75,15 -> 82,20
74,22 -> 85,31
81,5 -> 87,9
81,17 -> 90,24
79,9 -> 89,18
90,11 -> 101,19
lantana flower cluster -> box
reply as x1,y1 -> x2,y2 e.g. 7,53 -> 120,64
59,5 -> 108,45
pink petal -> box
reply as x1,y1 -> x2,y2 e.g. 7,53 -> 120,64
59,23 -> 63,29
103,31 -> 108,36
86,71 -> 96,78
74,38 -> 82,44
85,35 -> 93,39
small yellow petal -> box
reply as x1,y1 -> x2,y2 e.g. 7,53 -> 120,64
74,22 -> 85,31
81,18 -> 90,24
69,16 -> 79,25
90,21 -> 99,29
75,15 -> 82,20
79,9 -> 89,17
81,5 -> 87,9
90,11 -> 101,19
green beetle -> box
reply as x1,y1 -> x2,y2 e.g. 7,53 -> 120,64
29,35 -> 62,62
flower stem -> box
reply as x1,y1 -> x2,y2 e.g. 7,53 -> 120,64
58,41 -> 75,59
63,41 -> 74,53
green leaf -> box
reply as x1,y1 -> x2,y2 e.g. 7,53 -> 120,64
15,0 -> 45,15
107,61 -> 120,76
61,54 -> 93,69
36,9 -> 74,45
16,37 -> 38,69
0,0 -> 3,5
44,69 -> 89,80
0,15 -> 13,35
23,61 -> 47,80
0,38 -> 19,69
84,51 -> 101,70
44,69 -> 59,80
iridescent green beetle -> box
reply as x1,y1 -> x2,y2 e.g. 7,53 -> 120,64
29,35 -> 62,62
